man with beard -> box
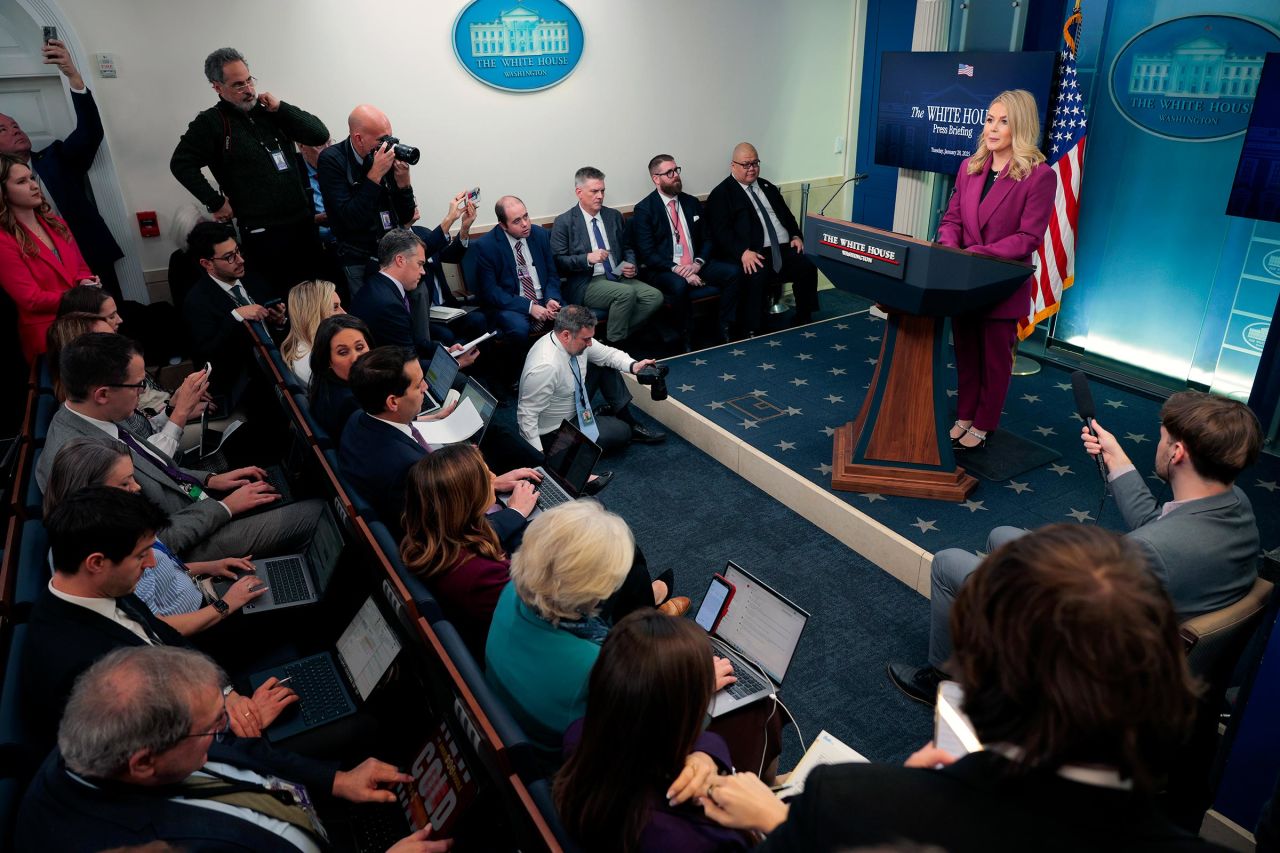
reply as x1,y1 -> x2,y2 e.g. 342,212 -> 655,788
630,154 -> 740,348
886,389 -> 1262,705
170,48 -> 328,297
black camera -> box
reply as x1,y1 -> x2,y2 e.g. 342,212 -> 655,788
635,364 -> 669,401
376,135 -> 420,165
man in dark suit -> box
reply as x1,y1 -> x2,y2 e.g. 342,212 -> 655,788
550,166 -> 663,346
703,526 -> 1219,852
338,346 -> 537,546
474,195 -> 563,345
180,221 -> 286,405
37,334 -> 324,562
0,38 -> 124,297
704,142 -> 819,334
632,154 -> 741,348
888,390 -> 1262,705
423,198 -> 487,346
18,645 -> 445,852
19,488 -> 293,748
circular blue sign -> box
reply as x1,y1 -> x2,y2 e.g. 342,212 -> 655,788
452,0 -> 584,93
1109,15 -> 1280,142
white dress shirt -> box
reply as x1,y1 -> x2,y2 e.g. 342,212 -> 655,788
47,581 -> 156,645
736,179 -> 791,245
658,190 -> 697,266
517,331 -> 634,446
579,205 -> 614,277
290,346 -> 312,385
504,230 -> 543,307
368,413 -> 426,446
177,762 -> 322,852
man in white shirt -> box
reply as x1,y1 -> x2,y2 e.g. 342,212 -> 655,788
518,304 -> 667,454
549,167 -> 664,347
18,645 -> 448,852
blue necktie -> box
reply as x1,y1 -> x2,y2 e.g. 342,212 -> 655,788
567,356 -> 601,442
590,218 -> 618,281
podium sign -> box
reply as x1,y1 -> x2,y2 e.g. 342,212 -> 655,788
804,214 -> 1031,501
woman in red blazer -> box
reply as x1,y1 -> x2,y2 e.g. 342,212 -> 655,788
936,90 -> 1057,449
0,155 -> 97,362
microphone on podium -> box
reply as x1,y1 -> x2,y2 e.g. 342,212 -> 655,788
818,174 -> 870,216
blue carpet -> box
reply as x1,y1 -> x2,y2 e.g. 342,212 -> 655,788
657,310 -> 1280,558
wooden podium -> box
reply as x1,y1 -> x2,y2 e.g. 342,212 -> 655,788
803,215 -> 1033,501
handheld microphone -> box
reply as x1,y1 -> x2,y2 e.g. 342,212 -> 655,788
818,173 -> 869,216
1071,370 -> 1107,482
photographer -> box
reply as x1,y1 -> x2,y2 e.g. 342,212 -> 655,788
518,304 -> 666,454
317,104 -> 421,294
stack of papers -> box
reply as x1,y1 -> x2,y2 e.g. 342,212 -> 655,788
772,730 -> 867,798
429,306 -> 468,322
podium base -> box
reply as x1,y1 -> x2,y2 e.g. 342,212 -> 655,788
831,424 -> 978,501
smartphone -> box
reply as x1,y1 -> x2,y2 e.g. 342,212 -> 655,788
934,681 -> 982,756
694,574 -> 735,633
42,26 -> 58,44
261,297 -> 284,310
203,361 -> 213,382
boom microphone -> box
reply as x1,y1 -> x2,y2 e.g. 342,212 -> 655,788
818,174 -> 870,216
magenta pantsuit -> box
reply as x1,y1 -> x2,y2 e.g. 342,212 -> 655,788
936,159 -> 1056,432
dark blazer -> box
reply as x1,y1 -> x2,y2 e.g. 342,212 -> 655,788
760,751 -> 1225,852
350,269 -> 430,357
181,270 -> 276,397
309,377 -> 360,442
631,190 -> 713,275
425,232 -> 469,308
21,588 -> 188,747
549,205 -> 635,305
338,409 -> 527,545
1110,470 -> 1259,619
317,138 -> 416,262
474,224 -> 562,314
936,160 -> 1056,319
17,740 -> 340,852
30,90 -> 124,277
704,175 -> 801,261
37,406 -> 230,555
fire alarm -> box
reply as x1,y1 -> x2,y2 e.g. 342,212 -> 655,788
136,211 -> 160,238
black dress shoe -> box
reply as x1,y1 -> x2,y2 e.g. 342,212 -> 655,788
630,424 -> 667,444
581,470 -> 613,496
886,662 -> 946,705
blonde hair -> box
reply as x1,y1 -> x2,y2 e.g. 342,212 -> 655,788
965,89 -> 1046,181
509,500 -> 634,624
280,279 -> 338,364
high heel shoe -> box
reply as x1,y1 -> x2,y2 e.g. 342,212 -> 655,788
948,420 -> 967,442
953,426 -> 988,451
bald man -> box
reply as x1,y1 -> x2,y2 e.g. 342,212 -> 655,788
705,142 -> 819,334
317,104 -> 422,295
171,47 -> 329,297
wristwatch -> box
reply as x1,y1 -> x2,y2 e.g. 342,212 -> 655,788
212,598 -> 230,617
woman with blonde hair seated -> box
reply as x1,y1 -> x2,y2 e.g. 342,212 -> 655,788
280,278 -> 344,384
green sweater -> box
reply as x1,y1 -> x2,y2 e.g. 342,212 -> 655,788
170,99 -> 328,229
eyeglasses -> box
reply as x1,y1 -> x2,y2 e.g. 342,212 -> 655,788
223,76 -> 256,93
104,380 -> 147,392
178,700 -> 229,744
733,159 -> 761,170
212,249 -> 243,263
652,166 -> 682,179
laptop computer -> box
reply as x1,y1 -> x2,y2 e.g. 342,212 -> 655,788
211,505 -> 343,614
249,595 -> 402,742
695,562 -> 809,717
420,344 -> 461,415
502,419 -> 602,517
456,376 -> 498,444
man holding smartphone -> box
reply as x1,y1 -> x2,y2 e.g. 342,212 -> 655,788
170,48 -> 329,298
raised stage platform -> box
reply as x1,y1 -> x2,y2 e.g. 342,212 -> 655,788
633,309 -> 1280,599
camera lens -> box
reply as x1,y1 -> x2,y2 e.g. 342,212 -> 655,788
393,144 -> 421,165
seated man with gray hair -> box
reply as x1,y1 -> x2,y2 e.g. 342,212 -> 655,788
518,304 -> 666,454
18,645 -> 449,851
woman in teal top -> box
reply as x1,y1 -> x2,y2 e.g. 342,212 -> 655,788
484,499 -> 634,753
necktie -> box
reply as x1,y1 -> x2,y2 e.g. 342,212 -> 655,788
516,241 -> 548,335
400,289 -> 411,313
669,199 -> 693,266
229,284 -> 252,307
410,424 -> 430,451
748,184 -> 784,273
590,218 -> 618,281
116,427 -> 206,497
179,770 -> 328,843
116,594 -> 167,645
567,355 -> 601,442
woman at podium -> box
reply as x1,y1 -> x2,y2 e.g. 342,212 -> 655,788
937,89 -> 1056,450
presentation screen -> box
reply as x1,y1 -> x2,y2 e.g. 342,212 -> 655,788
1227,52 -> 1280,223
876,51 -> 1056,176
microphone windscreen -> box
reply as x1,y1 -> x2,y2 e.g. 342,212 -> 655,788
1071,370 -> 1096,421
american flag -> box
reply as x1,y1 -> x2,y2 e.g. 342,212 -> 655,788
957,63 -> 974,77
1020,0 -> 1087,340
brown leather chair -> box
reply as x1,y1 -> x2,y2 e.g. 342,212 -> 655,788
1181,575 -> 1275,683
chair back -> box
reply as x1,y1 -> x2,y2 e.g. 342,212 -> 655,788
1181,576 -> 1275,684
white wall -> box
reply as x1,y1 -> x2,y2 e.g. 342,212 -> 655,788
55,0 -> 857,274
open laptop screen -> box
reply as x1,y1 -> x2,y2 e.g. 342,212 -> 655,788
423,345 -> 460,406
717,563 -> 809,685
544,419 -> 602,495
336,597 -> 403,700
306,507 -> 345,593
